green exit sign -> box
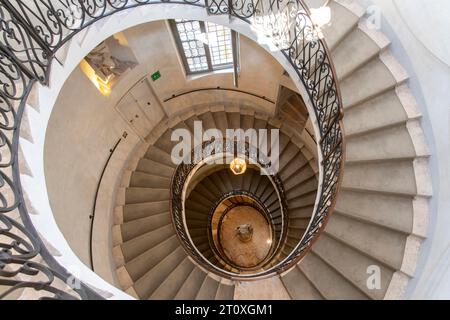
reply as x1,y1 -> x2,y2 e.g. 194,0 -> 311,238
151,70 -> 161,81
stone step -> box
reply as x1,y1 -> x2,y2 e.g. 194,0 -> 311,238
287,191 -> 317,210
122,201 -> 170,222
195,276 -> 220,300
134,246 -> 187,299
125,187 -> 170,204
281,266 -> 323,299
215,282 -> 235,300
289,205 -> 315,219
144,145 -> 177,168
125,235 -> 180,281
129,171 -> 171,188
333,27 -> 382,80
212,111 -> 228,133
174,267 -> 207,299
334,189 -> 413,234
307,0 -> 361,50
136,158 -> 174,178
121,223 -> 175,262
185,199 -> 211,214
313,233 -> 394,299
285,176 -> 318,201
342,160 -> 417,196
283,164 -> 316,191
150,257 -> 196,299
346,124 -> 416,162
299,252 -> 369,299
341,58 -> 398,109
121,212 -> 171,242
325,213 -> 407,270
343,90 -> 408,135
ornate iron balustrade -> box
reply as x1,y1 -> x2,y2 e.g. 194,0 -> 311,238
170,138 -> 290,279
0,0 -> 343,297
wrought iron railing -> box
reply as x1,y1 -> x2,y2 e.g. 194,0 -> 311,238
170,139 -> 290,278
0,0 -> 343,297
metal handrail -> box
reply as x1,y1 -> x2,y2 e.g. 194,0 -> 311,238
170,138 -> 290,279
0,0 -> 344,297
88,137 -> 122,271
163,87 -> 275,104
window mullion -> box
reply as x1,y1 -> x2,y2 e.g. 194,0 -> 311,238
200,21 -> 213,71
231,30 -> 239,87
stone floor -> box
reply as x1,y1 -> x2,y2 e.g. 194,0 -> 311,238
219,206 -> 272,268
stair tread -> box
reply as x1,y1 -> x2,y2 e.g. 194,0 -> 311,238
341,58 -> 397,108
125,235 -> 179,281
299,252 -> 369,299
134,246 -> 187,299
343,90 -> 408,134
215,283 -> 235,300
150,257 -> 196,299
122,200 -> 170,222
335,189 -> 413,234
196,276 -> 220,300
333,27 -> 381,80
125,187 -> 170,204
130,171 -> 171,188
175,267 -> 207,299
282,266 -> 323,300
313,233 -> 393,299
342,160 -> 417,196
346,124 -> 416,162
121,212 -> 171,242
121,224 -> 175,262
144,145 -> 177,168
325,213 -> 407,269
136,158 -> 174,178
318,0 -> 361,50
286,176 -> 318,201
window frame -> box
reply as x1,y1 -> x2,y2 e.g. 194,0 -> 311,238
169,19 -> 238,76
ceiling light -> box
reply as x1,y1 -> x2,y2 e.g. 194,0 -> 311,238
230,157 -> 247,175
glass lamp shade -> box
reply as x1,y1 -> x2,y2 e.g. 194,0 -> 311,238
230,158 -> 247,175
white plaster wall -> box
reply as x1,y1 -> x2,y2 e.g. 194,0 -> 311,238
44,67 -> 133,264
348,0 -> 450,299
119,20 -> 283,115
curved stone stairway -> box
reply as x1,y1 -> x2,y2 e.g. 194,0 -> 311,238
185,165 -> 315,272
276,0 -> 431,299
110,0 -> 431,300
113,104 -> 318,299
7,0 -> 431,301
185,167 -> 282,271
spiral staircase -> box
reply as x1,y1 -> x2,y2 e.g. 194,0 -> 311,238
113,104 -> 319,299
104,0 -> 431,300
0,0 -> 432,300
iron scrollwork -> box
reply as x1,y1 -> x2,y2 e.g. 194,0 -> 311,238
0,0 -> 343,296
170,139 -> 291,279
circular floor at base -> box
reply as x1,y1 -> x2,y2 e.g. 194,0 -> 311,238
219,206 -> 272,268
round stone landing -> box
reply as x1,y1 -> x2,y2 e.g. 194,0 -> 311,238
219,206 -> 272,268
